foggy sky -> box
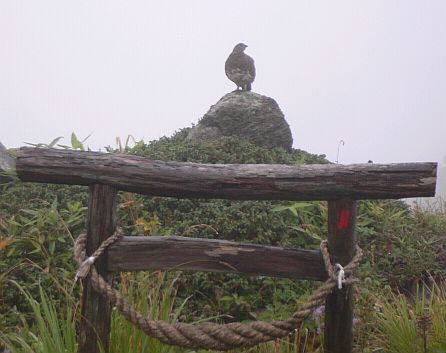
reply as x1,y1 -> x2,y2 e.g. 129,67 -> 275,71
1,1 -> 445,197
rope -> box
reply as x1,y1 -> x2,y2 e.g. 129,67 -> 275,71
74,231 -> 363,351
74,229 -> 123,282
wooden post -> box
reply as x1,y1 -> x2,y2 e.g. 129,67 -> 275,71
78,184 -> 117,353
324,199 -> 357,353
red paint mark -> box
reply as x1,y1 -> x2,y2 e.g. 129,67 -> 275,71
337,208 -> 350,230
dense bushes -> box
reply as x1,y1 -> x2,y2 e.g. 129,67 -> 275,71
120,131 -> 330,321
356,200 -> 446,293
1,131 -> 445,352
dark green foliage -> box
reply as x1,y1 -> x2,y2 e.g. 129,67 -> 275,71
0,182 -> 87,328
141,198 -> 301,245
132,128 -> 327,165
126,133 -> 328,321
1,132 -> 445,352
1,134 -> 328,328
0,182 -> 88,216
356,200 -> 446,293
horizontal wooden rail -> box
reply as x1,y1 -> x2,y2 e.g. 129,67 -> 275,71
16,147 -> 437,200
107,236 -> 327,281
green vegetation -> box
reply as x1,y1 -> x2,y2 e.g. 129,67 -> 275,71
1,130 -> 445,352
0,282 -> 77,353
109,272 -> 188,353
372,283 -> 446,353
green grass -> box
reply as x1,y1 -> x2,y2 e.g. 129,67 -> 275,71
109,271 -> 189,353
3,274 -> 446,353
0,281 -> 77,353
372,282 -> 446,353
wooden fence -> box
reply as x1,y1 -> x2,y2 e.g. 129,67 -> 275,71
15,147 -> 437,353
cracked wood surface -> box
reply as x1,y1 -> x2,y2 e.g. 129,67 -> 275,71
16,147 -> 437,200
107,236 -> 327,281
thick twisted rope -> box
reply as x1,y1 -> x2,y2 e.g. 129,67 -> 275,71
74,231 -> 362,351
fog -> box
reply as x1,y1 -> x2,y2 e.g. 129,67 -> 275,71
1,1 -> 445,198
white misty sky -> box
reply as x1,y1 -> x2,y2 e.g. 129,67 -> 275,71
0,1 -> 445,196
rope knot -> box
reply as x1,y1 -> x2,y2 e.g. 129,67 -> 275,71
75,256 -> 96,282
74,228 -> 123,282
320,240 -> 362,288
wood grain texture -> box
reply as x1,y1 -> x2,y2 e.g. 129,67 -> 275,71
107,236 -> 327,281
16,147 -> 437,200
324,199 -> 357,353
79,185 -> 116,353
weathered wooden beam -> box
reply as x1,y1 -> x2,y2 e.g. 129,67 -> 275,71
79,185 -> 116,353
107,236 -> 327,281
16,147 -> 437,200
324,199 -> 357,353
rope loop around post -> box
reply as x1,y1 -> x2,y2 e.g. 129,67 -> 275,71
74,233 -> 362,351
74,228 -> 123,282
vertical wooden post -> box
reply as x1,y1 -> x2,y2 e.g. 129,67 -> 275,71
324,199 -> 357,353
78,184 -> 117,353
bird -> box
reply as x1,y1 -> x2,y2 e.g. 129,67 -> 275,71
225,43 -> 256,91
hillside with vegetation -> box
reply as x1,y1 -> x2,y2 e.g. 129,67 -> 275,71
1,130 -> 445,353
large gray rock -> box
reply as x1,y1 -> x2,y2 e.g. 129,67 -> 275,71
187,91 -> 293,151
0,142 -> 15,184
